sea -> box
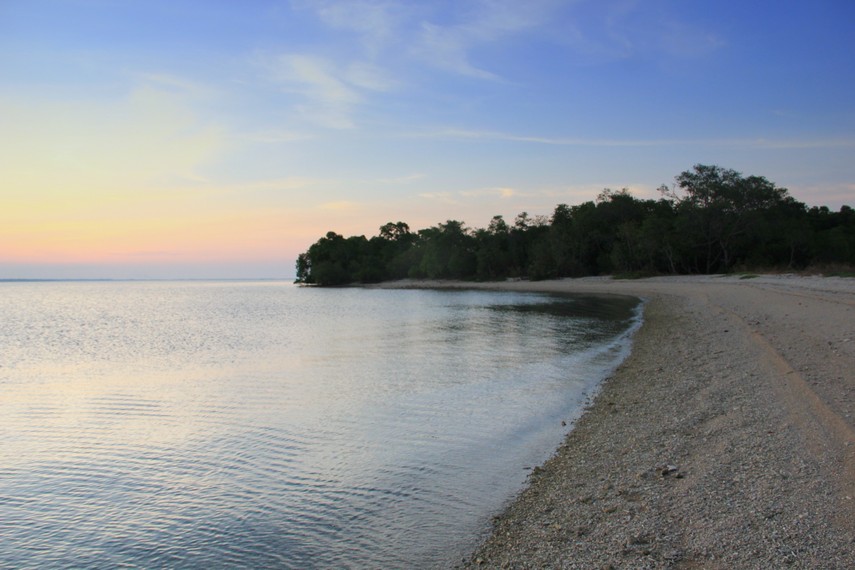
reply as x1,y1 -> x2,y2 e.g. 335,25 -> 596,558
0,281 -> 642,569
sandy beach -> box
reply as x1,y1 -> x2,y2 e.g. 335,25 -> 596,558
379,275 -> 855,568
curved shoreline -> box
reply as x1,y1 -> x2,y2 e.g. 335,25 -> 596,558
379,276 -> 855,568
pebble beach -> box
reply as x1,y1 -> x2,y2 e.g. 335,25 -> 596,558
381,275 -> 855,568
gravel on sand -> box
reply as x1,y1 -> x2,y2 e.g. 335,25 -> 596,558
382,275 -> 855,569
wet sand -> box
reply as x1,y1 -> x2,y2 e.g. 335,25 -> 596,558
378,275 -> 855,568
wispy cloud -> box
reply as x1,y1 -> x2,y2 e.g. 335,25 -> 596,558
412,22 -> 499,80
345,61 -> 399,91
129,72 -> 214,96
411,128 -> 680,146
297,0 -> 562,81
418,191 -> 459,204
460,187 -> 520,198
409,0 -> 558,79
417,186 -> 530,208
265,54 -> 360,129
301,0 -> 405,56
536,1 -> 726,64
260,53 -> 396,129
279,0 -> 729,136
411,128 -> 855,150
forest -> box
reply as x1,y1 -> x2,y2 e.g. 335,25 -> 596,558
295,164 -> 855,286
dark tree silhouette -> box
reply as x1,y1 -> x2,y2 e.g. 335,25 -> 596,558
294,165 -> 852,285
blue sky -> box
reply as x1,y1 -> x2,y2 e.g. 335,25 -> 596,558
1,0 -> 854,278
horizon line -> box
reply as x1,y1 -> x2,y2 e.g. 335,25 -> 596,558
0,277 -> 297,283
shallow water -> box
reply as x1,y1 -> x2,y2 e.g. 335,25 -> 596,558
0,281 -> 640,568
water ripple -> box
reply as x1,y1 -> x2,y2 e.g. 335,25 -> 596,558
0,282 -> 641,568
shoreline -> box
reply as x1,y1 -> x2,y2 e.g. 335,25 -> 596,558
379,275 -> 855,568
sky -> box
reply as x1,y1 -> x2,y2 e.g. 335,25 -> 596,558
2,0 -> 854,279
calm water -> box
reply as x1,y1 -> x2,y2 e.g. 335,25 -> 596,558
0,281 -> 641,568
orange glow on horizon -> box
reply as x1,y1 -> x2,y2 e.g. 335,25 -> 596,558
0,208 -> 328,266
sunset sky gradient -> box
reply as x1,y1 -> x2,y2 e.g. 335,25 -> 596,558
2,0 -> 854,278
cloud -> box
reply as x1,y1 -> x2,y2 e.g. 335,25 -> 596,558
461,187 -> 520,198
418,186 -> 521,206
129,72 -> 213,96
412,127 -> 679,146
409,128 -> 855,150
298,0 -> 561,81
419,192 -> 459,204
410,0 -> 557,79
301,0 -> 404,56
278,0 -> 731,133
345,61 -> 399,91
521,1 -> 728,65
261,53 -> 396,129
266,54 -> 360,128
413,22 -> 499,80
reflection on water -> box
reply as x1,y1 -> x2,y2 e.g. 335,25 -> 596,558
0,282 -> 640,568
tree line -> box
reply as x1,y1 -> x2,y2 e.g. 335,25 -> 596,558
295,164 -> 855,286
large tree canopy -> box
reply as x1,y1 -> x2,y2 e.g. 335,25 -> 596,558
667,164 -> 793,272
296,165 -> 854,285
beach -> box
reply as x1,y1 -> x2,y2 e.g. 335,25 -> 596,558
379,275 -> 855,568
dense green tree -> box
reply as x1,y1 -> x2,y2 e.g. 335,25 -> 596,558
810,205 -> 855,265
301,232 -> 346,285
375,221 -> 416,280
638,198 -> 679,274
295,252 -> 311,284
546,204 -> 576,276
745,196 -> 810,269
668,164 -> 791,273
294,165 -> 852,285
474,215 -> 512,280
506,212 -> 548,278
592,189 -> 648,274
379,221 -> 413,242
